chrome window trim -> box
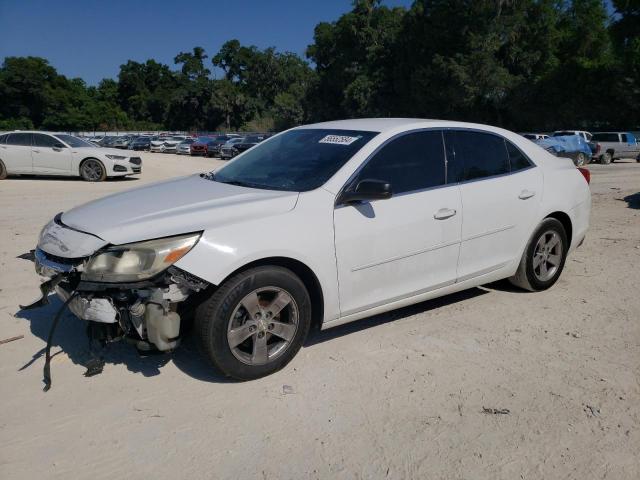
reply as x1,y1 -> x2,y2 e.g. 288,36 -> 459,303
335,126 -> 538,207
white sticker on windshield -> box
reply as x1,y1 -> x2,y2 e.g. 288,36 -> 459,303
319,135 -> 360,145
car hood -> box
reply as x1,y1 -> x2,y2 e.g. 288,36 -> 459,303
61,174 -> 299,245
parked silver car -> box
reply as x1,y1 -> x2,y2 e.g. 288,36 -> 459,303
176,138 -> 195,155
590,132 -> 640,164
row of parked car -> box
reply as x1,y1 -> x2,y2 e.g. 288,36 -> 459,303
520,130 -> 640,166
85,133 -> 269,160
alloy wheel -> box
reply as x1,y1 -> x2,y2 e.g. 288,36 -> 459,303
82,159 -> 104,181
533,230 -> 563,282
226,287 -> 299,366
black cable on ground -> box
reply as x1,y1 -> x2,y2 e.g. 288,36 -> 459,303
43,293 -> 77,392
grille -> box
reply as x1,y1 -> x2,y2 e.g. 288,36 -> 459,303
129,157 -> 142,165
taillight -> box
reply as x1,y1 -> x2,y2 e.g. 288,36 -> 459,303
578,167 -> 590,184
594,143 -> 601,154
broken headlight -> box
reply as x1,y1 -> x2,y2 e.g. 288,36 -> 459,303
83,233 -> 201,282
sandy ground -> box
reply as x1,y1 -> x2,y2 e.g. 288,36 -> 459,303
0,152 -> 638,479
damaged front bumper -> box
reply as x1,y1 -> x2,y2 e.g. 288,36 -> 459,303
31,246 -> 208,352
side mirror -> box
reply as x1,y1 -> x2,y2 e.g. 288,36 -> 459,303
53,143 -> 66,150
338,179 -> 392,205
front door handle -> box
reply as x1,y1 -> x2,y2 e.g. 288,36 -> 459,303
518,189 -> 536,200
434,208 -> 457,220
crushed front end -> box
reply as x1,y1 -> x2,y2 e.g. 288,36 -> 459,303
26,213 -> 208,387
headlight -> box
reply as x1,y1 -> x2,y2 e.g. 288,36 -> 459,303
83,233 -> 201,282
106,154 -> 127,160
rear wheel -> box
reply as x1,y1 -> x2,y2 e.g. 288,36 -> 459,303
80,158 -> 107,182
195,266 -> 312,380
575,152 -> 586,166
0,159 -> 7,179
600,152 -> 612,164
510,218 -> 568,291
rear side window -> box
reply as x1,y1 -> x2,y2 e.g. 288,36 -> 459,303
592,133 -> 619,142
6,133 -> 32,146
623,133 -> 636,143
505,140 -> 532,172
355,130 -> 446,194
32,133 -> 60,148
0,134 -> 7,144
445,131 -> 509,182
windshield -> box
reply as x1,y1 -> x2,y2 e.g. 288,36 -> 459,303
55,134 -> 94,148
212,129 -> 378,192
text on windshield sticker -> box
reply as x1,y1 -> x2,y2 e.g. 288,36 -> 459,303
319,135 -> 360,145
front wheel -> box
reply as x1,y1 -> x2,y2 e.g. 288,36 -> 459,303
575,152 -> 586,166
509,218 -> 568,292
0,159 -> 7,179
80,158 -> 107,182
195,266 -> 312,380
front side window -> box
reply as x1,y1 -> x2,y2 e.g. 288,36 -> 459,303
32,133 -> 60,148
353,130 -> 446,194
445,130 -> 509,182
6,133 -> 32,146
213,129 -> 378,192
0,134 -> 7,144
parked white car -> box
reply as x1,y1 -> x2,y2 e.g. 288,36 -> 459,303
149,136 -> 171,152
27,119 -> 590,383
0,131 -> 142,181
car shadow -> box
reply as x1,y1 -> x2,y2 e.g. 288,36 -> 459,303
15,286 -> 492,385
14,296 -> 231,384
306,287 -> 489,346
621,192 -> 640,209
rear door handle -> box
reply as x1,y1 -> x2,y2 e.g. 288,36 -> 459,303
434,208 -> 457,220
32,149 -> 40,153
518,189 -> 536,200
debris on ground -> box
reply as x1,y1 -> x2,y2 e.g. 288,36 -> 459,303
282,385 -> 295,395
584,405 -> 601,417
566,331 -> 581,338
482,407 -> 510,415
0,335 -> 24,345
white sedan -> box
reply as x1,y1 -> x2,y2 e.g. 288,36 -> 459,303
28,119 -> 590,383
0,131 -> 142,181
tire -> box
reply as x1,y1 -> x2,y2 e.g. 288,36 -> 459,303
509,218 -> 568,292
0,159 -> 7,180
575,152 -> 586,167
600,152 -> 612,164
195,266 -> 312,380
80,158 -> 107,182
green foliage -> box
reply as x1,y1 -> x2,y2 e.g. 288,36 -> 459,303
0,1 -> 638,132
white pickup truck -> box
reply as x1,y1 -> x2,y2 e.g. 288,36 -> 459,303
591,132 -> 640,164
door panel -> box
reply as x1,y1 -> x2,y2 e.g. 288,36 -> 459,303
444,130 -> 543,280
32,133 -> 73,173
334,187 -> 462,315
457,168 -> 542,280
2,133 -> 33,173
333,130 -> 461,316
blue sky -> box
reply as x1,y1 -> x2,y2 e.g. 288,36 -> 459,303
0,0 -> 412,85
